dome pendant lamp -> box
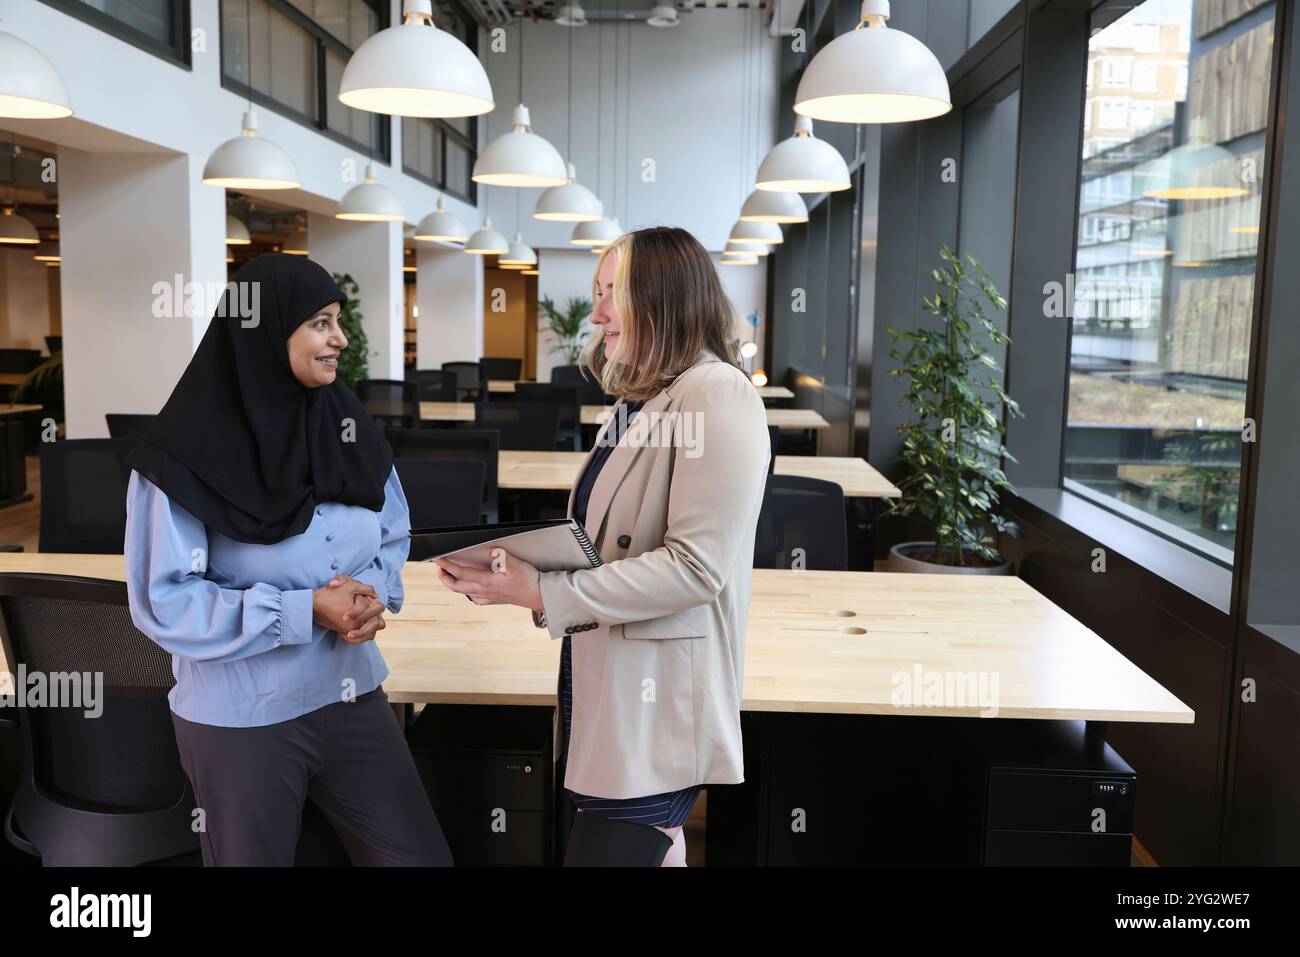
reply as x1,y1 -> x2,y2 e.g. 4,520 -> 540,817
473,104 -> 568,187
0,206 -> 39,245
338,0 -> 494,118
336,163 -> 404,221
755,115 -> 851,193
795,0 -> 951,124
203,110 -> 301,189
0,21 -> 73,119
535,162 -> 603,222
414,195 -> 470,242
740,188 -> 808,224
465,216 -> 509,255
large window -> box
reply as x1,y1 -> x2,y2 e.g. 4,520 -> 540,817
1063,0 -> 1276,563
400,3 -> 478,202
220,0 -> 388,159
40,0 -> 191,65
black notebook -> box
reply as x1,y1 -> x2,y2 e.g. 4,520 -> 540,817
408,518 -> 603,571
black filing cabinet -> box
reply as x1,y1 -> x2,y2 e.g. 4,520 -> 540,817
408,704 -> 555,866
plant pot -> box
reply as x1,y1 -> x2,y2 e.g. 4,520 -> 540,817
885,542 -> 1012,575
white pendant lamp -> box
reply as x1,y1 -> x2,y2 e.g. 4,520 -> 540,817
521,267 -> 540,275
414,195 -> 470,242
647,5 -> 680,27
740,189 -> 808,224
203,110 -> 301,189
555,4 -> 589,26
722,253 -> 758,266
465,216 -> 509,255
571,217 -> 621,247
726,240 -> 770,257
1141,118 -> 1250,201
534,162 -> 603,222
473,104 -> 568,188
0,23 -> 73,119
32,240 -> 60,262
756,116 -> 851,193
795,0 -> 951,124
0,207 -> 39,245
225,214 -> 252,245
338,0 -> 494,118
336,162 -> 404,221
500,233 -> 538,266
729,219 -> 783,246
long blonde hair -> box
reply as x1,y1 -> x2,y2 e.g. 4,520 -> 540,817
584,226 -> 738,400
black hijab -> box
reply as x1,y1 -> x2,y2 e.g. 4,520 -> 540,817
127,253 -> 393,545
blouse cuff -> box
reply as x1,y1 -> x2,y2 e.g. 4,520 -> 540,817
279,589 -> 316,647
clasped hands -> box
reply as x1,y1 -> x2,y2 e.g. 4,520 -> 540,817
312,575 -> 386,644
433,549 -> 545,613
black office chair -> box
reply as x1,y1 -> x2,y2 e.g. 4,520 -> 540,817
0,573 -> 199,866
474,401 -> 561,452
395,458 -> 485,530
753,474 -> 847,571
44,336 -> 62,354
516,383 -> 582,451
406,368 -> 457,402
480,357 -> 522,382
386,427 -> 500,523
356,379 -> 420,430
767,426 -> 779,475
551,364 -> 612,406
39,438 -> 135,554
106,413 -> 157,439
441,362 -> 483,402
0,349 -> 42,373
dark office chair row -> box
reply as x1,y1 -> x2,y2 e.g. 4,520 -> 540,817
405,358 -> 521,403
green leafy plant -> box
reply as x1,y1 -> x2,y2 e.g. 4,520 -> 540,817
332,273 -> 369,389
1149,431 -> 1240,531
13,352 -> 62,406
883,247 -> 1022,566
539,295 -> 593,365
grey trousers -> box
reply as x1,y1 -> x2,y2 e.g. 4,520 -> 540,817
171,687 -> 452,866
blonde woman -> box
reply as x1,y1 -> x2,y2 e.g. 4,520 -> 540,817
434,226 -> 770,866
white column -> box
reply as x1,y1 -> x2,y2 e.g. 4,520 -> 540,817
415,245 -> 483,369
307,213 -> 404,380
58,148 -> 225,438
0,248 -> 53,351
535,248 -> 597,383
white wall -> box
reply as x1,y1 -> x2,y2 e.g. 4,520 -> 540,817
416,246 -> 483,368
481,10 -> 782,253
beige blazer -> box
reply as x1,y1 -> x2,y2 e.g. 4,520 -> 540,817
533,353 -> 770,798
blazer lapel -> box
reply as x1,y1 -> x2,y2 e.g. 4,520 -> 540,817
580,387 -> 674,546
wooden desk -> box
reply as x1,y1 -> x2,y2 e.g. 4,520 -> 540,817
497,450 -> 900,498
0,373 -> 28,387
420,402 -> 830,431
0,556 -> 1191,725
486,380 -> 794,401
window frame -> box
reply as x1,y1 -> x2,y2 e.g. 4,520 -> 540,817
38,0 -> 192,69
217,0 -> 391,163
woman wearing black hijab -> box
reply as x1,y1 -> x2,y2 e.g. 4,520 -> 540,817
124,253 -> 451,866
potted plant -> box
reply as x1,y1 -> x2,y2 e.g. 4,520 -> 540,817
882,247 -> 1021,574
538,295 -> 593,365
332,272 -> 369,389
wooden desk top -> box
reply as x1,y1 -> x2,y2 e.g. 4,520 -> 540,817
0,403 -> 41,415
0,373 -> 29,387
0,557 -> 1193,725
420,402 -> 830,430
487,380 -> 795,400
498,450 -> 900,498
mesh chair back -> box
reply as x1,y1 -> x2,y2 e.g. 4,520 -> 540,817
386,428 -> 499,522
441,362 -> 482,401
0,574 -> 197,865
0,349 -> 42,373
356,379 -> 420,430
39,438 -> 135,554
407,368 -> 457,402
396,459 -> 486,560
767,426 -> 779,475
551,364 -> 611,406
480,357 -> 522,382
106,413 -> 157,439
474,401 -> 560,452
516,383 -> 581,432
753,474 -> 847,571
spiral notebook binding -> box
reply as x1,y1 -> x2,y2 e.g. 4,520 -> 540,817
572,523 -> 603,567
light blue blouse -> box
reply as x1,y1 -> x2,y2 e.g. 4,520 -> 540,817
123,465 -> 411,728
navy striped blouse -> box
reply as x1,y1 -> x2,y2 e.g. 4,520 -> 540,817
558,397 -> 702,828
